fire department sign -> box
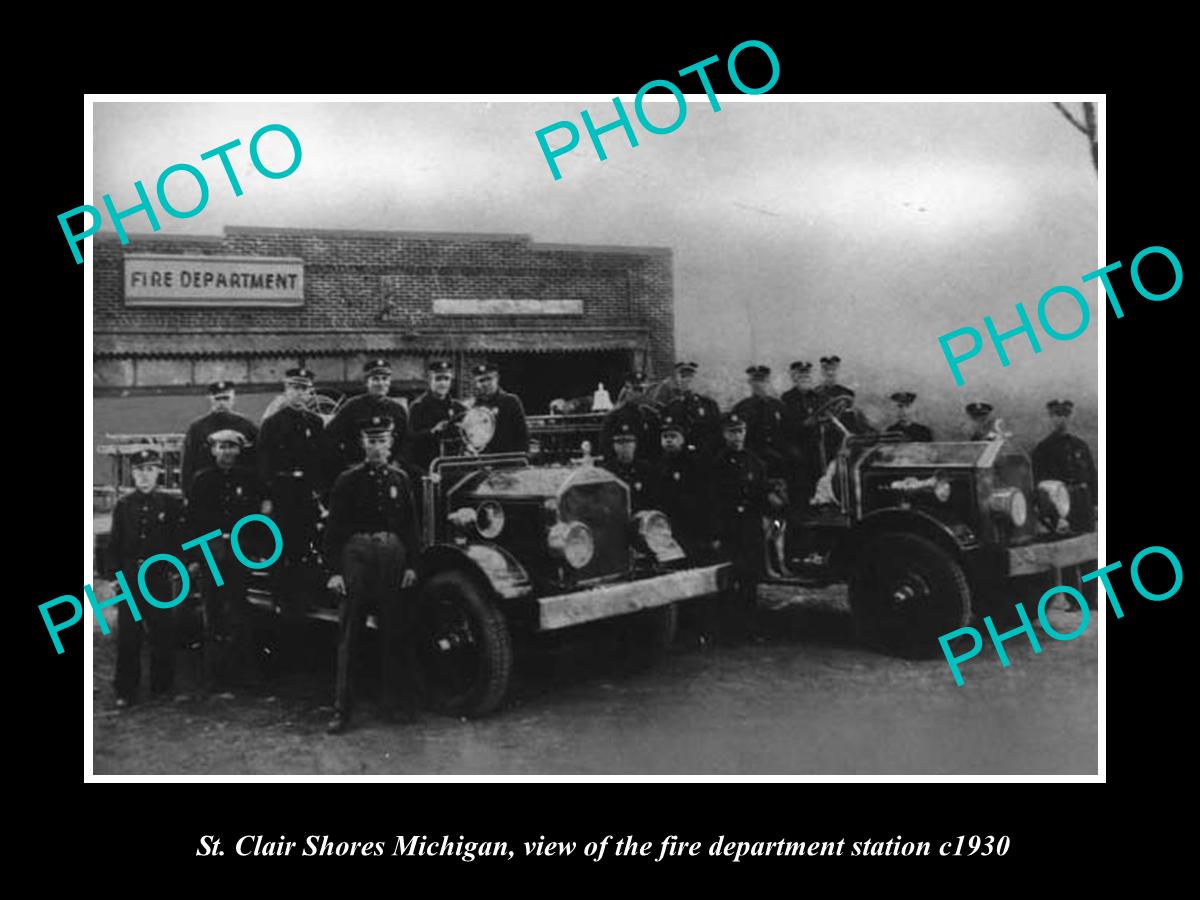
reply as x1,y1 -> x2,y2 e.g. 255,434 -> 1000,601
124,254 -> 304,307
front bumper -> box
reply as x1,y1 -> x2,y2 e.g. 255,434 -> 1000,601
1005,532 -> 1098,576
537,563 -> 732,631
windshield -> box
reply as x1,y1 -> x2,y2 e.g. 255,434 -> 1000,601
864,441 -> 997,469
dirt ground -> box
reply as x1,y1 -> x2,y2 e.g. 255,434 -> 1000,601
91,586 -> 1098,776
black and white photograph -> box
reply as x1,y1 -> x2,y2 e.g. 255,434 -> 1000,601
86,96 -> 1100,776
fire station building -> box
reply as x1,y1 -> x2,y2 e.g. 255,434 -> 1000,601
93,225 -> 675,462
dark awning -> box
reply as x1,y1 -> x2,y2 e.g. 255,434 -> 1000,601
94,328 -> 650,359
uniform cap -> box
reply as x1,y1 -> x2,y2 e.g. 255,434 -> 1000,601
660,414 -> 685,436
284,367 -> 315,386
472,362 -> 499,377
745,365 -> 771,380
612,430 -> 638,444
965,402 -> 994,418
427,360 -> 453,374
207,429 -> 245,447
1047,399 -> 1075,416
208,380 -> 235,396
130,449 -> 162,469
721,411 -> 747,431
359,414 -> 395,437
819,355 -> 841,368
363,358 -> 391,377
890,391 -> 917,406
674,361 -> 699,374
789,361 -> 813,373
627,371 -> 649,387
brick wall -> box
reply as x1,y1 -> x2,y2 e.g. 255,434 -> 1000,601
94,226 -> 674,379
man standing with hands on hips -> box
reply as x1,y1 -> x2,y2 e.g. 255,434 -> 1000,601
324,416 -> 422,735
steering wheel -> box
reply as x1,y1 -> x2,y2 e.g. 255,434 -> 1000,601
813,394 -> 854,424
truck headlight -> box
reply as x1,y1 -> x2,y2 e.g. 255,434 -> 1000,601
548,520 -> 594,569
475,501 -> 505,539
633,509 -> 685,562
1037,480 -> 1071,521
988,487 -> 1027,527
447,507 -> 477,532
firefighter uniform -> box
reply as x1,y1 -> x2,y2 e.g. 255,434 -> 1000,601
326,358 -> 409,474
710,413 -> 769,617
599,378 -> 662,463
781,361 -> 821,501
648,362 -> 722,459
325,417 -> 422,730
180,381 -> 259,493
651,414 -> 711,557
600,429 -> 655,511
187,431 -> 266,688
470,362 -> 529,454
1032,399 -> 1097,532
732,365 -> 792,477
965,401 -> 999,441
108,450 -> 185,704
885,391 -> 935,442
258,367 -> 326,631
405,361 -> 467,471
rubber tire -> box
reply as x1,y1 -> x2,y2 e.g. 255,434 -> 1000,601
413,570 -> 514,717
849,532 -> 972,659
615,602 -> 680,670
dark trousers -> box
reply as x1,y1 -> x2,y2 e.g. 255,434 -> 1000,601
114,569 -> 178,700
334,533 -> 415,717
201,537 -> 254,688
718,515 -> 766,621
268,475 -> 321,632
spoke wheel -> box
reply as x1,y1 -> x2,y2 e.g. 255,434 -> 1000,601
413,570 -> 513,716
849,532 -> 971,658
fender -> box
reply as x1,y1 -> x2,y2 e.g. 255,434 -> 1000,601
840,507 -> 978,570
418,542 -> 533,600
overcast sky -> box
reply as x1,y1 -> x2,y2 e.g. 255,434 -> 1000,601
93,99 -> 1098,439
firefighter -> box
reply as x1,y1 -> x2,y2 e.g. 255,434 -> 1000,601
600,426 -> 655,511
710,412 -> 771,633
653,361 -> 722,461
186,430 -> 267,690
405,360 -> 467,471
885,391 -> 934,441
651,413 -> 711,558
180,381 -> 259,493
324,416 -> 421,735
781,360 -> 820,503
964,401 -> 1000,440
470,361 -> 529,454
732,364 -> 791,477
326,358 -> 409,474
600,371 -> 661,462
257,367 -> 326,656
1032,399 -> 1097,532
108,449 -> 186,707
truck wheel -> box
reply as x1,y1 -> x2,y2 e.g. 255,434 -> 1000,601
615,602 -> 679,670
849,532 -> 971,658
412,570 -> 513,717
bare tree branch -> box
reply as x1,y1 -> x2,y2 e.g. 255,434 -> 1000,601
1053,102 -> 1089,134
1083,103 -> 1098,169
